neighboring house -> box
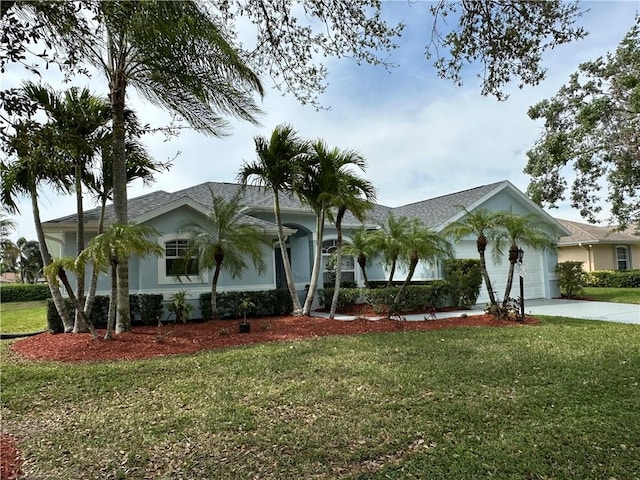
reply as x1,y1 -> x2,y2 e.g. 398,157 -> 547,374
42,179 -> 568,315
556,219 -> 640,272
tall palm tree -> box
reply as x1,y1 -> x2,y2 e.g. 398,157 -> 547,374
494,212 -> 557,307
60,1 -> 264,331
178,189 -> 270,319
0,122 -> 75,331
392,220 -> 453,314
326,154 -> 376,319
342,225 -> 378,289
294,140 -> 374,316
82,113 -> 168,319
22,82 -> 112,332
370,213 -> 414,288
442,207 -> 505,309
238,124 -> 309,315
77,223 -> 163,339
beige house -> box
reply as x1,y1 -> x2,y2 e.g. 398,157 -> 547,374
557,219 -> 640,272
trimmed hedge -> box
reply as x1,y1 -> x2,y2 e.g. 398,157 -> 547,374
319,281 -> 451,314
1,283 -> 51,302
199,289 -> 293,320
443,259 -> 482,308
47,294 -> 164,333
584,270 -> 640,288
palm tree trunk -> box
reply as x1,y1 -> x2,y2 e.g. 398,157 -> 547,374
357,255 -> 369,288
30,185 -> 73,332
110,52 -> 131,332
57,267 -> 98,340
303,209 -> 325,316
210,264 -> 222,319
105,260 -> 117,340
502,245 -> 519,307
329,208 -> 346,319
386,259 -> 397,288
115,262 -> 129,333
274,193 -> 302,314
84,197 -> 107,318
391,256 -> 418,316
477,236 -> 498,307
73,162 -> 87,333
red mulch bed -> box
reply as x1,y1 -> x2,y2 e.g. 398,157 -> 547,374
3,311 -> 537,480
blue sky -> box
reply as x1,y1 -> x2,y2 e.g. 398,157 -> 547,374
4,0 -> 639,241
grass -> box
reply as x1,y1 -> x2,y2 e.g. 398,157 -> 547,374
0,300 -> 48,333
583,287 -> 640,304
2,316 -> 639,479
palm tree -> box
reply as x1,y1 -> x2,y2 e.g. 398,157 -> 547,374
59,1 -> 264,331
495,212 -> 557,307
0,122 -> 75,331
22,82 -> 112,332
82,112 -> 168,319
177,189 -> 270,319
295,140 -> 374,316
342,226 -> 378,289
442,207 -> 505,309
326,152 -> 376,319
238,124 -> 309,315
370,213 -> 414,288
77,223 -> 163,339
392,220 -> 453,314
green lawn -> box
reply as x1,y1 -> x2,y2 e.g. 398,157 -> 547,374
2,316 -> 639,479
0,300 -> 48,333
583,286 -> 640,304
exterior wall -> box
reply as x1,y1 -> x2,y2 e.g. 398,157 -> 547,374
559,244 -> 640,271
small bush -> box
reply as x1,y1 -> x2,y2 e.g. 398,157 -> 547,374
363,281 -> 451,313
1,283 -> 51,302
443,259 -> 482,308
556,261 -> 585,298
317,287 -> 363,309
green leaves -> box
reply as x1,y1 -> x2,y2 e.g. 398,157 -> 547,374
525,20 -> 640,229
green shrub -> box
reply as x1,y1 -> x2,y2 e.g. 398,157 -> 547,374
556,261 -> 586,298
443,259 -> 482,308
46,294 -> 165,332
363,281 -> 450,313
585,270 -> 640,288
199,289 -> 293,320
317,287 -> 363,309
1,283 -> 51,302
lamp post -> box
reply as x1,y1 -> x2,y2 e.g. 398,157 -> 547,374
517,247 -> 525,321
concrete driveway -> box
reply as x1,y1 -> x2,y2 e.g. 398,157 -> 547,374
426,298 -> 640,325
319,299 -> 640,325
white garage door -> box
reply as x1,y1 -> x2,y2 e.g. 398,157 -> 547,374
453,241 -> 545,305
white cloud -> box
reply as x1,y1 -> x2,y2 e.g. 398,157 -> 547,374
4,1 -> 638,241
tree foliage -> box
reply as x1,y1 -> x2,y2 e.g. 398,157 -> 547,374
428,0 -> 587,100
525,20 -> 640,229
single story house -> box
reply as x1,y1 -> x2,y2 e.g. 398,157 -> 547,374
556,219 -> 640,272
42,179 -> 569,315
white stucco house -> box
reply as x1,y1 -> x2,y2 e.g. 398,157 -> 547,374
42,179 -> 569,313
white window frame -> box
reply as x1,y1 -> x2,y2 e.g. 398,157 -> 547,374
157,234 -> 208,285
321,239 -> 356,286
615,246 -> 630,271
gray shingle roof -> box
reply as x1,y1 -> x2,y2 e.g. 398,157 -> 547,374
43,179 -> 533,232
556,219 -> 640,245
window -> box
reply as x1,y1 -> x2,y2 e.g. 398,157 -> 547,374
321,239 -> 355,286
616,246 -> 629,270
165,239 -> 198,276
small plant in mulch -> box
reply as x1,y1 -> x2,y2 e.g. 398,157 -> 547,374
155,329 -> 173,344
218,327 -> 229,336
